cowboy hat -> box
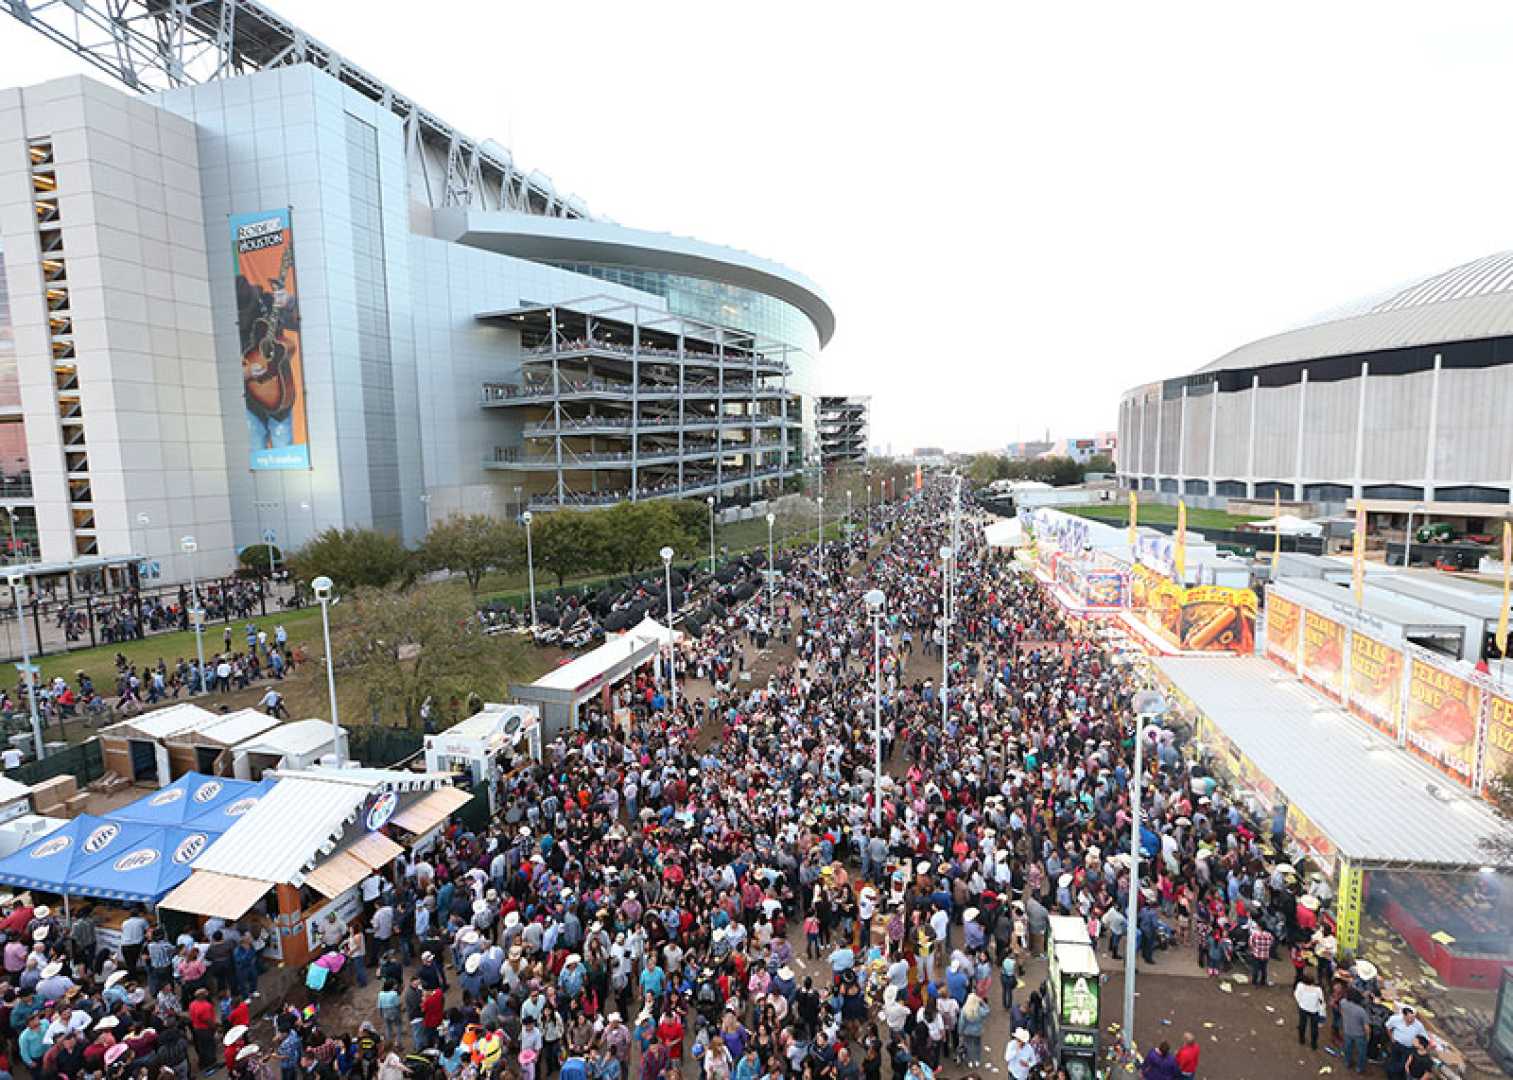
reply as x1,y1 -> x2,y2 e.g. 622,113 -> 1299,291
33,906 -> 49,919
224,1026 -> 248,1046
963,907 -> 980,923
1355,960 -> 1378,981
465,954 -> 482,974
1299,895 -> 1320,911
237,1045 -> 261,1063
104,970 -> 128,989
1013,1027 -> 1030,1042
95,1015 -> 119,1031
40,962 -> 61,979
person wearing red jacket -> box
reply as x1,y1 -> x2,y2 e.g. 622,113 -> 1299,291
1175,1031 -> 1200,1078
188,987 -> 218,1074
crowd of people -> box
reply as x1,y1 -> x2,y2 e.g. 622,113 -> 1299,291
0,481 -> 1442,1080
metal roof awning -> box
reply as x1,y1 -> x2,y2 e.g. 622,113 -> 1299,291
345,831 -> 405,870
1154,656 -> 1512,871
304,851 -> 370,900
389,786 -> 472,835
158,870 -> 272,920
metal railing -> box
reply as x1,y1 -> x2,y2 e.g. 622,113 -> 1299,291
526,465 -> 795,510
521,338 -> 790,374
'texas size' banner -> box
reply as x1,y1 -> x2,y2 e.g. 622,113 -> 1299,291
1479,692 -> 1513,799
1301,609 -> 1347,700
1266,592 -> 1301,668
1348,631 -> 1403,739
233,208 -> 310,470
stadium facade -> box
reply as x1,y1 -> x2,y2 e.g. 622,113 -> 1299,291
1118,250 -> 1513,520
0,1 -> 832,580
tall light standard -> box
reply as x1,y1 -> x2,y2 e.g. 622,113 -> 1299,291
816,496 -> 825,565
7,575 -> 42,759
1403,501 -> 1429,569
939,545 -> 953,729
180,536 -> 206,695
1123,689 -> 1168,1053
765,512 -> 776,609
705,495 -> 717,574
865,469 -> 872,538
660,546 -> 678,714
864,587 -> 886,829
311,575 -> 343,765
846,489 -> 853,535
135,512 -> 150,581
521,511 -> 537,629
420,493 -> 433,533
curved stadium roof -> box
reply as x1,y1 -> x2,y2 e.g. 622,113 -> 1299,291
1200,249 -> 1513,374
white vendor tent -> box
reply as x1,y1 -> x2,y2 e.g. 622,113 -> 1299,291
231,720 -> 349,781
1245,514 -> 1323,537
984,518 -> 1028,549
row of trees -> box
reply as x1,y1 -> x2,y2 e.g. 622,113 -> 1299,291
285,500 -> 713,596
966,452 -> 1115,488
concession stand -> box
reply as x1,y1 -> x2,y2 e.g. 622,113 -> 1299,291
511,618 -> 676,736
159,767 -> 466,968
98,703 -> 220,786
164,708 -> 280,777
231,719 -> 349,780
423,703 -> 541,814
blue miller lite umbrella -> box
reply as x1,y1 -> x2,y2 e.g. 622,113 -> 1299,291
0,815 -> 148,893
66,824 -> 218,903
110,772 -> 273,834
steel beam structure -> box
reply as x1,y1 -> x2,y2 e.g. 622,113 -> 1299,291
4,0 -> 587,217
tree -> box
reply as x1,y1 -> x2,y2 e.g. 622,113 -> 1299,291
237,544 -> 284,575
968,454 -> 1007,487
598,501 -> 697,576
417,513 -> 522,594
1084,452 -> 1116,475
327,584 -> 495,728
1482,763 -> 1513,866
534,511 -> 607,588
287,527 -> 411,591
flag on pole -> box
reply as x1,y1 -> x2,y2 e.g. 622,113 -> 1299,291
1273,490 -> 1282,563
1174,500 -> 1187,584
1497,521 -> 1511,658
1352,503 -> 1367,605
1128,491 -> 1138,549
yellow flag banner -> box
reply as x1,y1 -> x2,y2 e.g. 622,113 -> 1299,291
1497,521 -> 1511,658
1273,490 -> 1282,562
1128,491 -> 1138,549
1352,504 -> 1366,605
1174,500 -> 1187,584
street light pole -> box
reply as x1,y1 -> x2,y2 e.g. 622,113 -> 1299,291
522,511 -> 537,630
1124,690 -> 1168,1053
312,575 -> 342,765
660,546 -> 678,714
1403,501 -> 1428,569
940,545 -> 952,730
865,588 -> 885,829
8,576 -> 43,760
180,536 -> 206,695
706,495 -> 716,574
135,512 -> 150,581
817,496 -> 825,566
765,512 -> 776,609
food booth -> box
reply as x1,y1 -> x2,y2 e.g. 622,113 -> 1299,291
423,703 -> 541,815
164,708 -> 280,777
231,720 -> 349,780
511,618 -> 677,736
99,703 -> 221,786
160,767 -> 467,968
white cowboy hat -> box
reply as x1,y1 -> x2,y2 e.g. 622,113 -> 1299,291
33,905 -> 49,919
460,929 -> 480,945
1274,863 -> 1296,875
963,907 -> 980,923
1058,873 -> 1072,888
1013,1027 -> 1030,1042
237,1045 -> 261,1063
40,962 -> 62,978
465,953 -> 482,974
504,912 -> 520,928
472,899 -> 488,915
1355,960 -> 1378,981
1299,895 -> 1320,911
778,966 -> 794,980
95,1016 -> 120,1031
224,1025 -> 248,1046
104,971 -> 128,989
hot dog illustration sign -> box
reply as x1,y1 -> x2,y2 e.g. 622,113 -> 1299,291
1405,658 -> 1482,783
1177,585 -> 1256,654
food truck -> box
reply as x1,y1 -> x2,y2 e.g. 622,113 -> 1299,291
1047,915 -> 1102,1078
422,704 -> 540,815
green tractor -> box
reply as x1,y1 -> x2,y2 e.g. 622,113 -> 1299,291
1414,521 -> 1456,544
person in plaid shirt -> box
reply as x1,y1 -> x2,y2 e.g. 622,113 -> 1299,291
1248,924 -> 1274,986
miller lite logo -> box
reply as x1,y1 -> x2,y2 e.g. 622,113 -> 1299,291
224,797 -> 258,818
193,781 -> 224,804
365,791 -> 398,832
31,835 -> 71,859
84,824 -> 120,854
150,788 -> 185,807
173,833 -> 209,864
113,848 -> 159,873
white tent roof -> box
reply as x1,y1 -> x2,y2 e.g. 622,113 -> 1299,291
984,518 -> 1028,548
0,777 -> 31,804
531,632 -> 659,694
1154,656 -> 1511,869
171,708 -> 279,748
433,704 -> 537,744
233,719 -> 347,758
1245,514 -> 1323,537
630,615 -> 681,644
101,702 -> 220,741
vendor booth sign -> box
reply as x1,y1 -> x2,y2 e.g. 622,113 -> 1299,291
1482,692 -> 1513,802
1301,610 -> 1347,701
305,885 -> 363,952
1265,592 -> 1302,670
1348,632 -> 1404,740
1405,653 -> 1483,785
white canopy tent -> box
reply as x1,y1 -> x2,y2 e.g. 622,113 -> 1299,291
984,518 -> 1028,549
1244,514 -> 1323,537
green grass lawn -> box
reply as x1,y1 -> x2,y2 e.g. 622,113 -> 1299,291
1061,502 -> 1263,531
35,605 -> 325,690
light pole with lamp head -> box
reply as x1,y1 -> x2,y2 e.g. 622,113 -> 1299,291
521,511 -> 537,630
939,545 -> 953,729
765,512 -> 776,609
311,575 -> 343,765
706,495 -> 716,574
7,574 -> 43,760
865,468 -> 872,538
1403,501 -> 1429,568
180,536 -> 206,694
864,587 -> 886,829
660,546 -> 678,714
135,512 -> 150,581
1123,688 -> 1168,1052
846,489 -> 852,535
816,496 -> 825,565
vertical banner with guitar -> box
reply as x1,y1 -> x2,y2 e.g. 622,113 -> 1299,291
232,209 -> 310,470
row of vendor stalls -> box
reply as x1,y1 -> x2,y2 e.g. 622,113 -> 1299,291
98,704 -> 350,787
1017,507 -> 1259,654
0,766 -> 470,969
511,615 -> 678,735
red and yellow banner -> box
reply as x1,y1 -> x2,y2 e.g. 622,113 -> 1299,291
1405,658 -> 1482,784
1266,592 -> 1302,668
1480,692 -> 1513,801
1348,632 -> 1402,739
1301,609 -> 1347,700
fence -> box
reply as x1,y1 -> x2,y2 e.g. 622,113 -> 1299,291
10,738 -> 104,786
346,725 -> 424,768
